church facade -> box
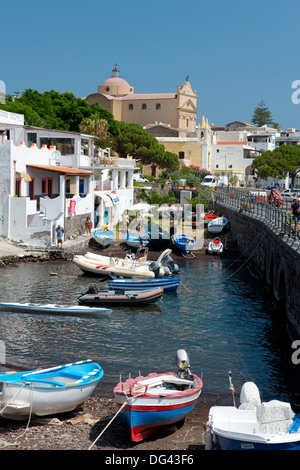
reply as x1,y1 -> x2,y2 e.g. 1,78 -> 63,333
85,66 -> 210,172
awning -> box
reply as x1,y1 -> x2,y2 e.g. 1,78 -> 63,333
108,192 -> 119,205
16,171 -> 32,182
94,191 -> 113,207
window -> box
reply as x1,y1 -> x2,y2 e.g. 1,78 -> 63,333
79,178 -> 85,196
156,103 -> 161,110
66,179 -> 70,194
128,104 -> 133,110
27,132 -> 37,146
142,103 -> 147,110
179,152 -> 185,159
106,87 -> 110,92
215,165 -> 219,168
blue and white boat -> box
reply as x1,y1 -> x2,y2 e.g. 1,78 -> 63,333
0,301 -> 112,316
207,216 -> 229,234
124,230 -> 150,248
114,350 -> 203,442
206,381 -> 300,450
173,233 -> 195,256
93,226 -> 114,248
0,360 -> 103,421
108,277 -> 181,292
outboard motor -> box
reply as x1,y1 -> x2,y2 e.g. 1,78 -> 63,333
161,254 -> 179,274
85,285 -> 100,295
149,261 -> 162,278
176,349 -> 192,380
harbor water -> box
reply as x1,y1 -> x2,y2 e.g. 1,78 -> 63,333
0,254 -> 299,407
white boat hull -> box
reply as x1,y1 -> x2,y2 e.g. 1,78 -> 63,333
0,381 -> 97,420
0,361 -> 103,420
207,406 -> 300,450
207,217 -> 229,234
0,302 -> 112,315
73,255 -> 157,278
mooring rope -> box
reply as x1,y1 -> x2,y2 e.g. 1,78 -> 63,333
0,383 -> 34,448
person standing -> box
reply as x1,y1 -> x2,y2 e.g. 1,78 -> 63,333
291,198 -> 300,219
85,216 -> 93,236
55,224 -> 64,248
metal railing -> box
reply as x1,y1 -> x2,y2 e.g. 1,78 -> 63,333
214,187 -> 300,243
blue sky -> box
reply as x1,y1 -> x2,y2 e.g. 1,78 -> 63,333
2,0 -> 300,130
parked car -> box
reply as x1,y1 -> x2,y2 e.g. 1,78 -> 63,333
281,189 -> 300,201
133,173 -> 149,184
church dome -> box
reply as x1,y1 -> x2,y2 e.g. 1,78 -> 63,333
97,66 -> 133,97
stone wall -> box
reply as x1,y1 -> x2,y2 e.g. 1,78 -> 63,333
64,213 -> 91,240
218,204 -> 300,336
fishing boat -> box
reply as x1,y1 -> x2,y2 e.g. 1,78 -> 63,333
108,277 -> 181,292
0,360 -> 103,420
124,230 -> 150,248
78,285 -> 163,305
206,237 -> 224,255
113,350 -> 203,442
93,226 -> 114,248
206,379 -> 300,450
203,213 -> 219,225
0,301 -> 112,315
207,216 -> 229,234
173,233 -> 195,256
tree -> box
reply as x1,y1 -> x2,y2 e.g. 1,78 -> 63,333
0,89 -> 120,135
251,100 -> 279,129
113,122 -> 179,170
79,113 -> 117,149
136,189 -> 177,206
251,145 -> 300,184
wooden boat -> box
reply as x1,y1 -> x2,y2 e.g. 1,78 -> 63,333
0,301 -> 112,315
113,350 -> 203,442
93,227 -> 114,248
173,233 -> 195,256
78,285 -> 163,305
0,360 -> 103,420
207,237 -> 224,255
206,380 -> 300,450
207,216 -> 229,234
108,277 -> 181,292
73,255 -> 157,279
203,213 -> 219,225
124,230 -> 150,248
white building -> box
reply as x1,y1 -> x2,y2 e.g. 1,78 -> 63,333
0,111 -> 137,248
210,131 -> 258,185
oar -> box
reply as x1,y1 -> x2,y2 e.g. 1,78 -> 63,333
23,359 -> 92,377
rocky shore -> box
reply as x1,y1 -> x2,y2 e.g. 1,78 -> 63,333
0,374 -> 228,452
